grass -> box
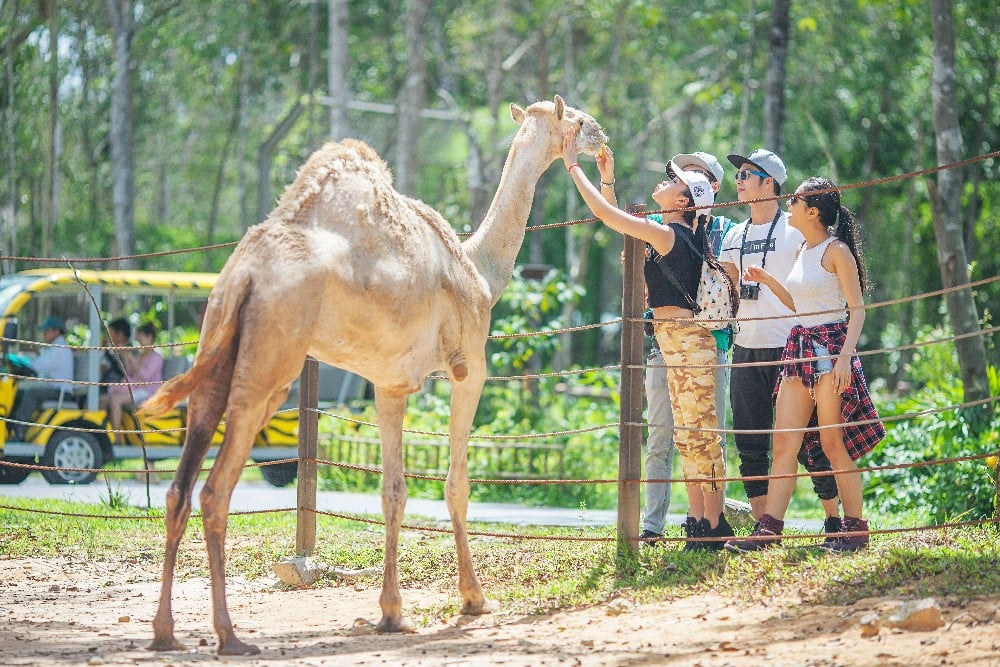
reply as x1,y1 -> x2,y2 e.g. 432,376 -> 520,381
1,495 -> 998,626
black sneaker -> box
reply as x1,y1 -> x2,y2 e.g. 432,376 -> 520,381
683,517 -> 709,552
702,513 -> 734,551
822,516 -> 843,546
639,529 -> 662,547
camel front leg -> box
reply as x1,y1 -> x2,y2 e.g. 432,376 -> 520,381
373,389 -> 414,633
447,371 -> 493,616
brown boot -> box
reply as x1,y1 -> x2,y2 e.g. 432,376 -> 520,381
724,514 -> 784,553
823,516 -> 869,553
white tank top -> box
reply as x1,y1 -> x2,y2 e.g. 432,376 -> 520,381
786,237 -> 847,328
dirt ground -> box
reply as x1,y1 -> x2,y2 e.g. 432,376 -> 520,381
1,556 -> 998,667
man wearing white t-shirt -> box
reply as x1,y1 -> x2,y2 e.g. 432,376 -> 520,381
719,150 -> 841,536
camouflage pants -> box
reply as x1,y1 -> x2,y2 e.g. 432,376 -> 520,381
653,320 -> 724,492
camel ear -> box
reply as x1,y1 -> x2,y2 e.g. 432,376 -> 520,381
510,103 -> 525,125
553,95 -> 565,120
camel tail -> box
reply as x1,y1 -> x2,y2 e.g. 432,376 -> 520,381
139,271 -> 251,418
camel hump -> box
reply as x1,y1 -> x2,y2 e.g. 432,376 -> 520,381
268,139 -> 392,225
140,269 -> 252,417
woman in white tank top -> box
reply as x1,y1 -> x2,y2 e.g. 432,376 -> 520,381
724,177 -> 884,555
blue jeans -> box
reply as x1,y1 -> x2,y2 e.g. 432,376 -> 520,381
642,345 -> 729,534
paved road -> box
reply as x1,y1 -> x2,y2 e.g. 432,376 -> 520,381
0,476 -> 823,531
0,476 -> 620,527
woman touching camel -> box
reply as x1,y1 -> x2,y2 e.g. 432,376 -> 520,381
563,128 -> 732,550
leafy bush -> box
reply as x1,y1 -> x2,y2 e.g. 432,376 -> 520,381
865,326 -> 999,522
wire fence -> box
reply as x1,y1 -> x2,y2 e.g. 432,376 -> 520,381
1,150 -> 998,547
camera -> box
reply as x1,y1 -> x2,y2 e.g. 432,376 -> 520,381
740,283 -> 761,300
643,308 -> 655,337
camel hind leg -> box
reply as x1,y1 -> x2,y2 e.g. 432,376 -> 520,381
200,334 -> 313,654
149,376 -> 233,652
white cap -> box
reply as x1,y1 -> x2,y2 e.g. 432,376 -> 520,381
669,151 -> 725,183
727,149 -> 788,186
668,160 -> 715,212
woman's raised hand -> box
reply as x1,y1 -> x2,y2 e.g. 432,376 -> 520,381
561,128 -> 579,169
597,144 -> 614,181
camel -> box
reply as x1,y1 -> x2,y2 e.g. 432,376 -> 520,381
140,95 -> 607,655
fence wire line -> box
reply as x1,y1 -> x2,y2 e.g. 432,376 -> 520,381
3,320 -> 995,396
629,324 -> 1000,373
634,274 -> 1000,328
2,320 -> 995,387
2,273 -> 994,385
3,444 -> 996,490
2,149 -> 996,264
0,502 -> 994,546
3,270 -> 994,351
311,393 -> 996,441
4,386 -> 989,441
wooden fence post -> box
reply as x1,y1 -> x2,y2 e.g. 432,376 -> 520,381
295,356 -> 319,555
618,204 -> 647,555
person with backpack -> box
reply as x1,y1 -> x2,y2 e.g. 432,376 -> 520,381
612,151 -> 748,545
562,129 -> 733,550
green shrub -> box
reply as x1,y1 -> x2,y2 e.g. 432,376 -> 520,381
865,327 -> 999,523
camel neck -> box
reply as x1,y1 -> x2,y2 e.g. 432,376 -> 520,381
464,121 -> 550,306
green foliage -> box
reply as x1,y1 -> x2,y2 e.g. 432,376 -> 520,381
489,267 -> 585,373
865,328 -> 1000,522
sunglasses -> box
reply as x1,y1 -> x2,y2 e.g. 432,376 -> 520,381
735,168 -> 769,181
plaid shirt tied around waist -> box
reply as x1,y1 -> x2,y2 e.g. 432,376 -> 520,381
777,321 -> 886,462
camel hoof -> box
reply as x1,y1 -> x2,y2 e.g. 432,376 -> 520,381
147,636 -> 186,652
374,616 -> 416,634
460,597 -> 497,616
217,638 -> 261,656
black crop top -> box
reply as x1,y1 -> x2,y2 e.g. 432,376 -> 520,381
643,222 -> 702,309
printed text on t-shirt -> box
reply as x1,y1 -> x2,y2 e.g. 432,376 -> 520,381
742,237 -> 776,254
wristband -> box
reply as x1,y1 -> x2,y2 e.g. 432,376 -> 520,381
601,179 -> 615,187
566,163 -> 580,173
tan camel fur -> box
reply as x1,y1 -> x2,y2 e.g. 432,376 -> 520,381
140,95 -> 607,655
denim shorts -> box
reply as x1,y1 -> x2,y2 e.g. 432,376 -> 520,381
813,343 -> 834,374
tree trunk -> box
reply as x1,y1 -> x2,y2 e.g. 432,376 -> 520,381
1,0 -> 20,274
553,15 -> 577,371
763,0 -> 790,154
737,0 -> 758,154
306,0 -> 319,148
106,0 -> 137,268
43,3 -> 59,261
205,94 -> 242,271
327,0 -> 350,140
257,102 -> 303,224
928,0 -> 989,409
395,0 -> 430,195
237,46 -> 251,228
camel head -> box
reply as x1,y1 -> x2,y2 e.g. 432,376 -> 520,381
509,95 -> 608,163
